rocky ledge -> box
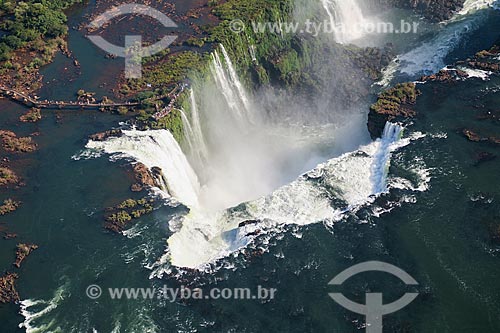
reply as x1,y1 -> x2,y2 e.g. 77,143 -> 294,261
130,163 -> 163,192
89,129 -> 123,141
420,68 -> 468,82
14,243 -> 38,268
0,167 -> 19,187
0,199 -> 21,216
462,129 -> 500,145
422,44 -> 500,82
19,108 -> 42,123
0,130 -> 37,153
385,0 -> 466,22
0,273 -> 19,304
368,83 -> 421,138
104,198 -> 155,233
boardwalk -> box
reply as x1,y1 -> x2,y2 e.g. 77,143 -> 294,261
152,83 -> 188,120
0,86 -> 140,109
0,83 -> 186,119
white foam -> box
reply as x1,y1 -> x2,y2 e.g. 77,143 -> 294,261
167,123 -> 414,269
86,129 -> 201,208
321,0 -> 369,44
460,66 -> 493,80
19,285 -> 67,333
378,0 -> 495,83
458,0 -> 498,16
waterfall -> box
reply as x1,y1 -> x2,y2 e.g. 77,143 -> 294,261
211,45 -> 253,124
179,109 -> 196,153
219,45 -> 252,112
189,89 -> 209,162
379,0 -> 498,82
81,38 -> 418,270
86,129 -> 201,208
458,0 -> 499,16
179,91 -> 209,170
371,122 -> 404,194
166,122 -> 415,269
321,0 -> 367,44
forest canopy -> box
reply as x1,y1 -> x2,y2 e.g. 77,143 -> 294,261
0,0 -> 82,60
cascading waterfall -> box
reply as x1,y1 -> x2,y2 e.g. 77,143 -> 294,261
166,122 -> 416,269
179,91 -> 209,170
86,129 -> 201,208
211,45 -> 254,124
219,45 -> 252,113
379,0 -> 499,83
321,0 -> 367,44
371,122 -> 404,194
189,89 -> 209,161
179,109 -> 196,153
82,44 -> 421,269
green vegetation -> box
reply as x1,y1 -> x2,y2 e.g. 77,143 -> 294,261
370,83 -> 420,116
105,197 -> 155,232
19,108 -> 41,122
0,167 -> 18,186
208,0 -> 301,86
0,0 -> 82,61
121,0 -> 388,139
150,109 -> 184,143
128,51 -> 206,92
0,199 -> 20,215
0,130 -> 37,153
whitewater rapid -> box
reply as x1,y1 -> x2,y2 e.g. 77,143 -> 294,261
378,0 -> 499,85
321,0 -> 368,44
80,43 -> 430,270
86,129 -> 201,208
165,122 -> 420,269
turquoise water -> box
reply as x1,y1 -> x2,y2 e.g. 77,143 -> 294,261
1,2 -> 500,332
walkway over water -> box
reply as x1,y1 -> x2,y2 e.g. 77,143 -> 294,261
0,84 -> 186,118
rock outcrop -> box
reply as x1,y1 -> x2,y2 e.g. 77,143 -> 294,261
368,83 -> 421,138
104,197 -> 155,233
462,129 -> 500,145
14,243 -> 38,268
0,273 -> 19,303
89,129 -> 123,141
130,163 -> 161,192
19,108 -> 42,123
0,199 -> 20,216
0,130 -> 37,153
0,167 -> 19,187
383,0 -> 466,22
420,68 -> 468,82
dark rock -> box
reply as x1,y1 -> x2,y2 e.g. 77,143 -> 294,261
238,220 -> 260,228
130,163 -> 160,192
14,243 -> 38,268
368,83 -> 420,138
3,232 -> 17,240
462,129 -> 482,142
0,273 -> 19,303
474,151 -> 496,166
420,69 -> 468,83
383,0 -> 466,22
89,129 -> 123,141
462,129 -> 500,145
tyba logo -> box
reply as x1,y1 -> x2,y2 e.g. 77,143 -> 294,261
87,4 -> 178,78
328,261 -> 418,333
